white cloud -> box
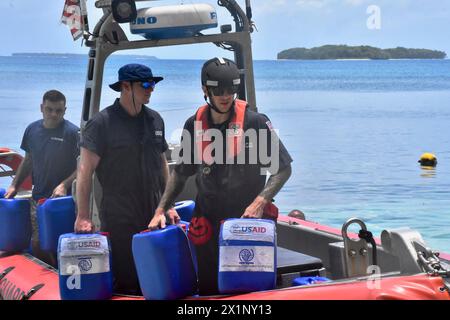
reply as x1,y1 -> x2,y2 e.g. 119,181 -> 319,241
295,0 -> 372,8
253,0 -> 329,13
296,0 -> 329,9
254,0 -> 370,10
344,0 -> 367,6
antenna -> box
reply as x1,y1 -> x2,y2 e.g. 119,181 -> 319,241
245,0 -> 252,21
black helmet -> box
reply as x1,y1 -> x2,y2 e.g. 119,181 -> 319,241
201,57 -> 241,89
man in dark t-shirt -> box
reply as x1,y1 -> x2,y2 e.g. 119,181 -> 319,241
149,58 -> 293,295
5,90 -> 79,200
5,90 -> 79,265
75,64 -> 178,295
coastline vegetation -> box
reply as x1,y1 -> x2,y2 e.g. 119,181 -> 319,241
11,53 -> 158,59
277,45 -> 447,60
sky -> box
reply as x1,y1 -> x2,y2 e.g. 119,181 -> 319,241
0,0 -> 448,60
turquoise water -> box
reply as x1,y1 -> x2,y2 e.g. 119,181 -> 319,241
1,56 -> 449,253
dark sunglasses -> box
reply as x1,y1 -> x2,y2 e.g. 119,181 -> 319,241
138,81 -> 156,89
208,85 -> 239,96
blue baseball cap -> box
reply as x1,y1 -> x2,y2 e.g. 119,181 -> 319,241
109,63 -> 164,92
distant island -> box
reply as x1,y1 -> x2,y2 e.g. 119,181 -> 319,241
12,53 -> 158,59
277,45 -> 447,60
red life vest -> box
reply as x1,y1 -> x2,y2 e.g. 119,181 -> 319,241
193,99 -> 279,222
194,99 -> 247,165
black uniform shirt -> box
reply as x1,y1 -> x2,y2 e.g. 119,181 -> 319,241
175,104 -> 293,221
80,99 -> 168,227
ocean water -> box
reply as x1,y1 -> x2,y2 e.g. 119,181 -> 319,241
1,56 -> 450,253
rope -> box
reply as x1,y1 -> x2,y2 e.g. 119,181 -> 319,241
358,229 -> 378,269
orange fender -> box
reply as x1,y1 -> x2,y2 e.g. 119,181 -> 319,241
213,274 -> 449,300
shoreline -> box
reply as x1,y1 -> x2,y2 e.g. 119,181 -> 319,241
1,55 -> 449,62
276,58 -> 448,61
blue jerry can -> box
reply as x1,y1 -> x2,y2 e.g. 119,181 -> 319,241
132,225 -> 197,300
0,198 -> 31,252
174,200 -> 195,222
292,276 -> 330,286
218,218 -> 277,294
178,220 -> 198,276
37,196 -> 76,252
58,233 -> 113,300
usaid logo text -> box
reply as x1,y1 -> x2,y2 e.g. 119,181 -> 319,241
68,240 -> 101,250
231,224 -> 267,235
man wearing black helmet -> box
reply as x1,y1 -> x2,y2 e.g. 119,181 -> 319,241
149,57 -> 292,295
75,64 -> 178,295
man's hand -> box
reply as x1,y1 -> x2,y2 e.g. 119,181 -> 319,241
51,183 -> 67,198
4,185 -> 17,199
167,207 -> 181,224
74,217 -> 95,234
241,196 -> 268,219
148,207 -> 180,231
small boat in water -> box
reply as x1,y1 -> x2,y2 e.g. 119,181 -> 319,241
1,213 -> 449,300
1,1 -> 449,300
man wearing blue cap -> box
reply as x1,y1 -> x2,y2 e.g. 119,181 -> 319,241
75,64 -> 179,295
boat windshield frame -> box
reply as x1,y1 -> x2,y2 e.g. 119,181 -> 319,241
81,0 -> 257,128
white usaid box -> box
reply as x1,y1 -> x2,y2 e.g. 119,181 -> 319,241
58,233 -> 112,300
218,219 -> 276,294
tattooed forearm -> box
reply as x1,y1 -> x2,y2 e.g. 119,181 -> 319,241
259,165 -> 292,201
159,170 -> 189,210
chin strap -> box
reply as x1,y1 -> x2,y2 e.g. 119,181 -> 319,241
131,84 -> 139,116
204,93 -> 234,115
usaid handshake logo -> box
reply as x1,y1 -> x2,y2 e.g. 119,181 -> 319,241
239,249 -> 255,265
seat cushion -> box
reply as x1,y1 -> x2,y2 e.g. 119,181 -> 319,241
277,247 -> 323,274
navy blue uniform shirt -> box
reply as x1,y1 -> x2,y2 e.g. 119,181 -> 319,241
79,98 -> 169,295
21,119 -> 80,200
80,98 -> 169,225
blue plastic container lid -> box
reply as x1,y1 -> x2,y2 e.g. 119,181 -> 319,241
174,201 -> 195,222
292,276 -> 330,286
175,200 -> 195,210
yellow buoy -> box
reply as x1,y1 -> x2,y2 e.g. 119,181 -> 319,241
418,153 -> 437,167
